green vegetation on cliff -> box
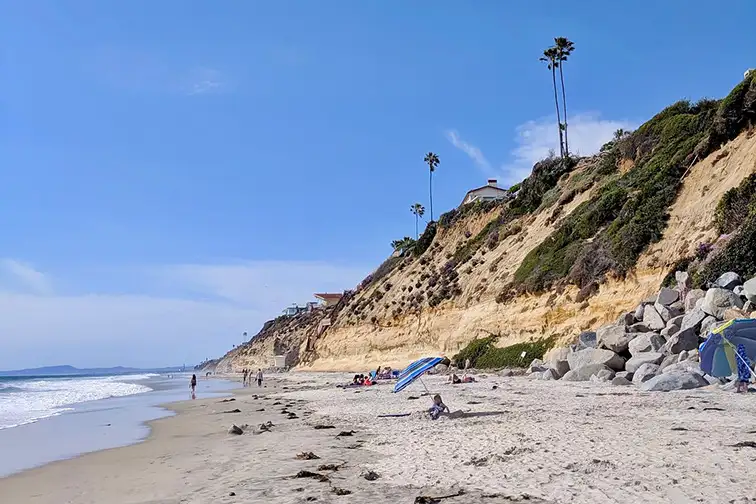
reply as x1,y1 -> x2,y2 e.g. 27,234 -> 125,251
452,335 -> 557,369
506,74 -> 756,296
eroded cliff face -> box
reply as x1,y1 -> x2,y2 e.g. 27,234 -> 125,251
300,132 -> 756,371
214,78 -> 756,373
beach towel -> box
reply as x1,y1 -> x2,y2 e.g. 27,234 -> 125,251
377,413 -> 411,418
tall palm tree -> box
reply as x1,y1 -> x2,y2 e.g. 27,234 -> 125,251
424,152 -> 439,221
554,37 -> 575,157
540,47 -> 564,158
410,203 -> 425,239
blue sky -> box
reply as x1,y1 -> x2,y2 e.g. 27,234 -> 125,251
1,0 -> 755,369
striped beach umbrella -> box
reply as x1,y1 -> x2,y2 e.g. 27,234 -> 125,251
394,357 -> 444,393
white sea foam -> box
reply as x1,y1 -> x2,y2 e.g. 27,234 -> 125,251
0,375 -> 153,430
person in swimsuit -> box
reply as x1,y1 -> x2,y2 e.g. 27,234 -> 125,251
190,374 -> 197,399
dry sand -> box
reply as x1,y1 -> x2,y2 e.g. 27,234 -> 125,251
1,373 -> 755,503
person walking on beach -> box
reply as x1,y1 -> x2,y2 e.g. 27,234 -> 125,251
256,368 -> 263,387
190,374 -> 197,399
242,369 -> 249,387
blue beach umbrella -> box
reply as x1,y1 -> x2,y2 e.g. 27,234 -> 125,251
700,319 -> 756,379
394,357 -> 445,393
397,357 -> 436,380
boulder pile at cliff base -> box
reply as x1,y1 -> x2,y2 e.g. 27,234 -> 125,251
526,271 -> 756,391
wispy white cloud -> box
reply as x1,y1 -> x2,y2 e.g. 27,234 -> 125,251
0,259 -> 53,295
89,48 -> 229,96
505,113 -> 639,179
0,260 -> 368,370
185,67 -> 225,96
445,130 -> 493,175
447,113 -> 639,186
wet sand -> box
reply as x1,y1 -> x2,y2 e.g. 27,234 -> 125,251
1,373 -> 755,503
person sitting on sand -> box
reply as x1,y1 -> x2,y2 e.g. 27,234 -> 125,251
353,374 -> 360,385
428,394 -> 449,420
449,374 -> 462,384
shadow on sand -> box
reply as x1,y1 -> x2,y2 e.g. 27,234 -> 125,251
446,410 -> 507,420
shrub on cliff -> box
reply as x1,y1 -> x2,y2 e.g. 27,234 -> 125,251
452,335 -> 556,369
512,76 -> 756,294
715,173 -> 756,234
413,221 -> 437,256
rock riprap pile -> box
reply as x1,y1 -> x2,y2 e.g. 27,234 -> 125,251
527,272 -> 755,391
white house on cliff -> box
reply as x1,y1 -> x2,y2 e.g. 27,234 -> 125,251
460,179 -> 509,206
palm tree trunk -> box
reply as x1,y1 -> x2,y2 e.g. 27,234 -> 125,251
415,214 -> 419,239
559,65 -> 569,157
551,67 -> 564,158
429,171 -> 434,222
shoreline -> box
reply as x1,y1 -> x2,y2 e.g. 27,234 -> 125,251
0,373 -> 239,478
2,372 -> 755,503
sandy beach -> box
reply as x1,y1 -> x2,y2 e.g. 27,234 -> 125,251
1,373 -> 755,503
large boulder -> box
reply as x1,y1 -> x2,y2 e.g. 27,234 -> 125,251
715,272 -> 742,291
567,348 -> 625,371
632,363 -> 660,384
675,271 -> 692,290
743,277 -> 756,303
562,364 -> 613,382
625,352 -> 664,373
596,325 -> 635,353
722,308 -> 749,321
663,327 -> 699,354
615,370 -> 634,381
639,371 -> 708,392
656,287 -> 680,306
680,308 -> 707,333
700,316 -> 720,336
667,315 -> 685,330
684,289 -> 706,312
642,305 -> 666,331
634,304 -> 646,321
661,360 -> 703,376
616,312 -> 636,326
526,359 -> 548,374
628,333 -> 665,356
701,288 -> 744,319
659,354 -> 678,371
744,301 -> 756,315
538,368 -> 560,380
544,347 -> 570,377
654,302 -> 684,323
629,322 -> 652,333
577,331 -> 597,350
590,368 -> 616,383
612,376 -> 633,386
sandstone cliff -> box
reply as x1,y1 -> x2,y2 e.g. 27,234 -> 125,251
213,75 -> 756,373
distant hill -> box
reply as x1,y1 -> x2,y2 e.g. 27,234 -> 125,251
0,365 -> 184,377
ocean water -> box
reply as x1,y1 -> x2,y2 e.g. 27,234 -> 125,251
0,373 -> 238,477
0,374 -> 155,430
